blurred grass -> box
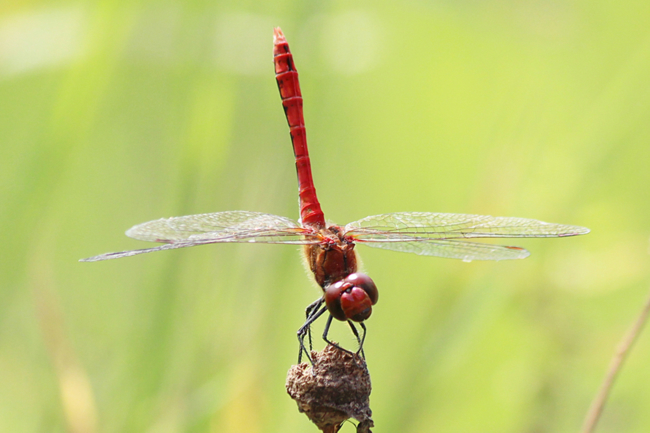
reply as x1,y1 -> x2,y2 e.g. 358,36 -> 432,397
1,1 -> 650,432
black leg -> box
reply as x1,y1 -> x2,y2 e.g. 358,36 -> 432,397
297,298 -> 324,362
347,321 -> 366,359
322,314 -> 354,356
297,301 -> 327,364
297,299 -> 370,362
348,321 -> 362,345
304,298 -> 323,353
357,322 -> 367,359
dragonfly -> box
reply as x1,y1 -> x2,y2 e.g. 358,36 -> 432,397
82,28 -> 589,362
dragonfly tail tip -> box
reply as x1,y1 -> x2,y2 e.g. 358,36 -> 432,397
273,27 -> 285,43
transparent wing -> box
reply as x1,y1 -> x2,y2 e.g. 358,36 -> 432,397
81,240 -> 233,262
126,211 -> 308,242
345,212 -> 590,239
81,211 -> 317,262
354,238 -> 529,261
344,212 -> 589,261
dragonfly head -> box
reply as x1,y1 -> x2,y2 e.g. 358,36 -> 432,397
324,273 -> 378,322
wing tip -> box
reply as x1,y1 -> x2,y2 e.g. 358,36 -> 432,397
79,253 -> 117,262
568,226 -> 590,236
79,256 -> 103,262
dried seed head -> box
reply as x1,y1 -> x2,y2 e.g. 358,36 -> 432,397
286,344 -> 373,432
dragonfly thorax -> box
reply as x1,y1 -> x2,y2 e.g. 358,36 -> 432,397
302,225 -> 379,322
304,225 -> 358,288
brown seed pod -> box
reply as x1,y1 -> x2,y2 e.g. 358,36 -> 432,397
286,344 -> 374,432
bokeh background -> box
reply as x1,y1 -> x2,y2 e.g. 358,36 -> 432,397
2,1 -> 650,432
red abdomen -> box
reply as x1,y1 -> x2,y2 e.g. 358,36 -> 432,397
273,28 -> 326,230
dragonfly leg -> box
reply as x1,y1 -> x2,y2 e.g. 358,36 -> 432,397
322,314 -> 354,356
347,321 -> 366,359
297,300 -> 326,364
304,297 -> 323,353
359,322 -> 367,357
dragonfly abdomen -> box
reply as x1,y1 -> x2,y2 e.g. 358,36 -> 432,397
274,27 -> 326,230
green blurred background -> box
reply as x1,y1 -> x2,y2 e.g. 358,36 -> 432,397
2,1 -> 650,432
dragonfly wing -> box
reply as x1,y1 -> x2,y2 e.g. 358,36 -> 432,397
345,212 -> 590,239
355,238 -> 530,261
81,211 -> 317,262
126,211 -> 309,242
344,212 -> 588,261
80,240 -> 221,262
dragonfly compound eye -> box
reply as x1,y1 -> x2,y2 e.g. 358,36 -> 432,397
324,280 -> 349,321
345,273 -> 378,306
324,273 -> 378,322
341,287 -> 373,322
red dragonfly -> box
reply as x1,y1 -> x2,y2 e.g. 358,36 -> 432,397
82,28 -> 589,361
